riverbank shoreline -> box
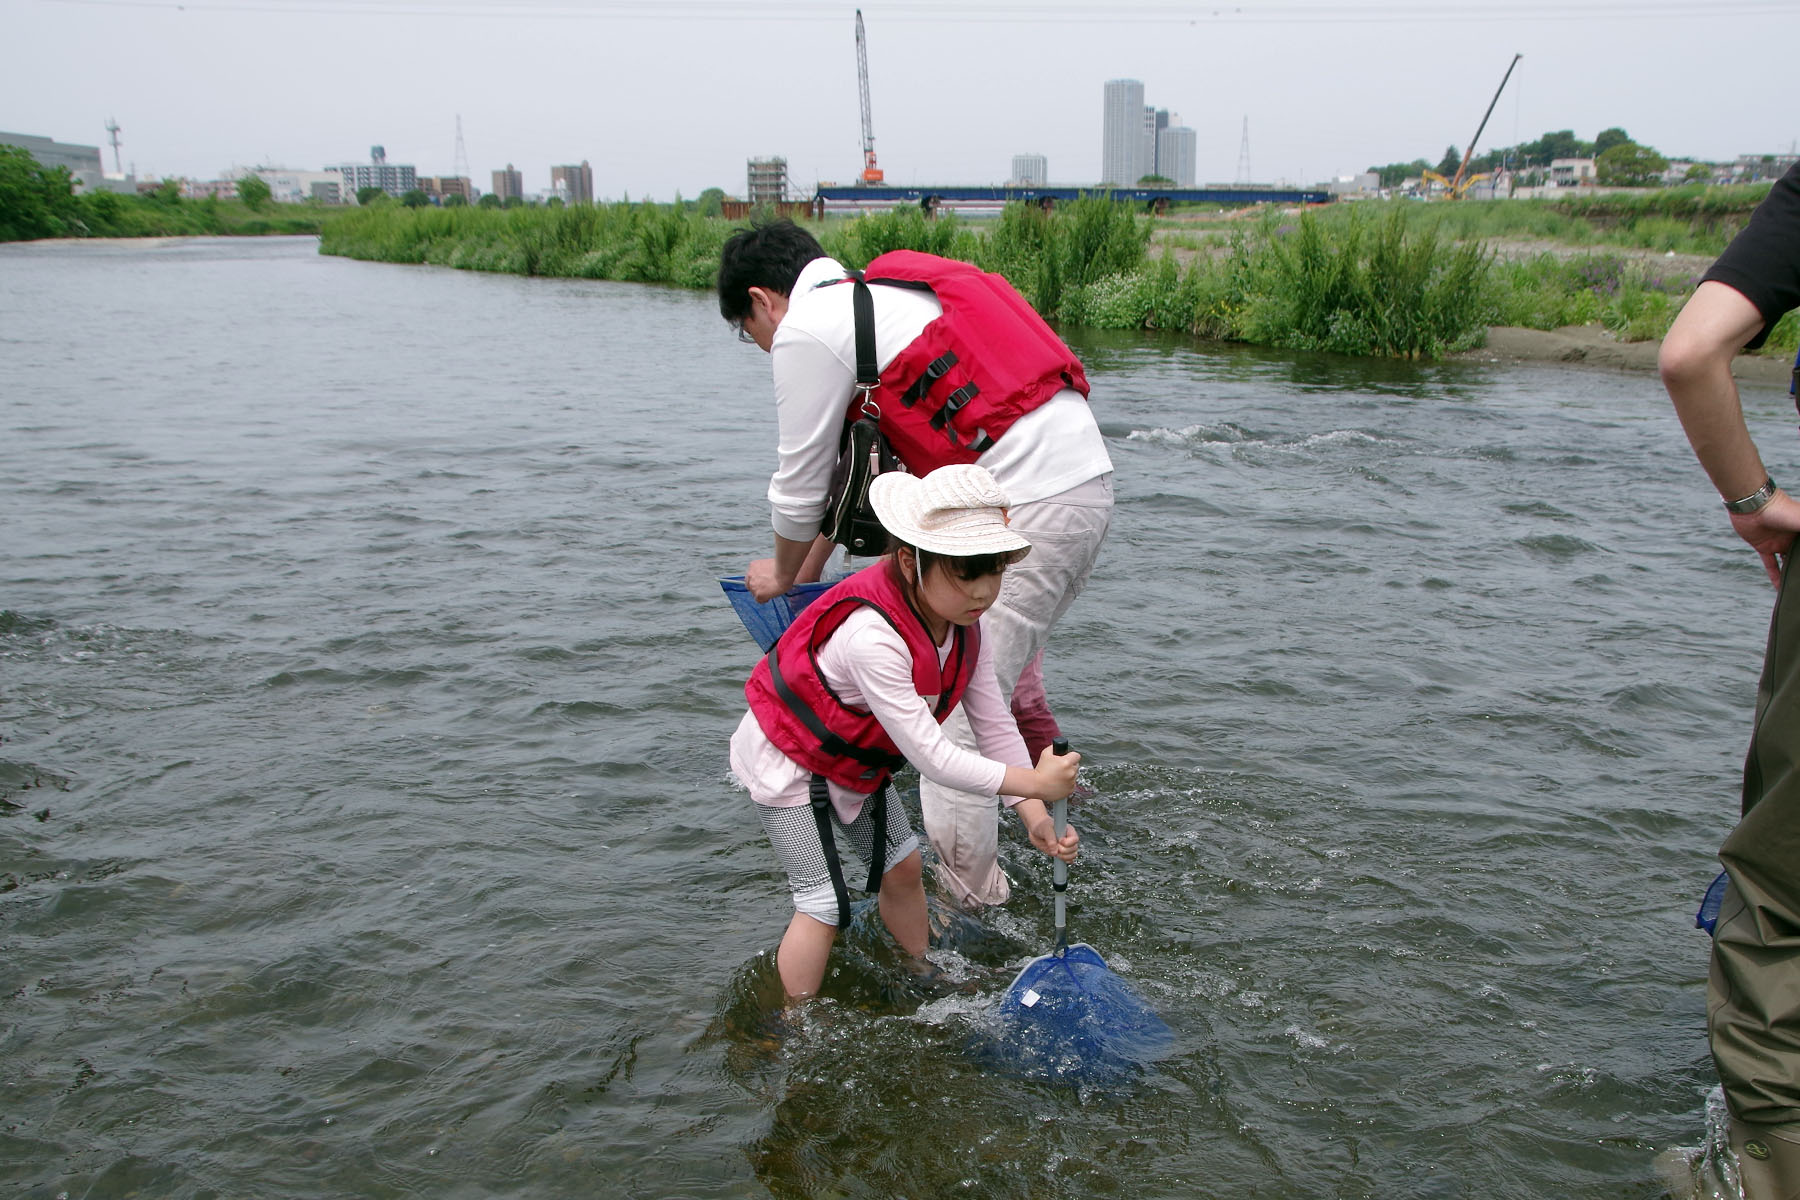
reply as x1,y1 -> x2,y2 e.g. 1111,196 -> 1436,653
19,232 -> 1783,382
1459,323 -> 1793,384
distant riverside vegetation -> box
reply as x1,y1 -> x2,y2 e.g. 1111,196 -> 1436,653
3,144 -> 1785,360
316,186 -> 1789,360
0,146 -> 328,239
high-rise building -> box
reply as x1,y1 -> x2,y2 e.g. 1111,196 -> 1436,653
1101,79 -> 1146,186
332,145 -> 417,198
1011,154 -> 1048,187
1157,124 -> 1197,187
1146,108 -> 1169,178
747,156 -> 788,204
491,163 -> 523,202
550,161 -> 594,205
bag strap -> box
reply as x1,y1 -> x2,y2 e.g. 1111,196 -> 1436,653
849,272 -> 882,420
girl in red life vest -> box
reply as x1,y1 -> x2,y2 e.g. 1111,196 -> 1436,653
730,464 -> 1083,1002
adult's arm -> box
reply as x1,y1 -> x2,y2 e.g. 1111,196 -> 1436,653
745,534 -> 818,602
1660,280 -> 1800,585
744,532 -> 836,601
767,325 -> 854,542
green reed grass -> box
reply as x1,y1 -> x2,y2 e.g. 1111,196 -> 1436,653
318,201 -> 728,287
1296,187 -> 1767,258
315,191 -> 1789,360
1050,207 -> 1490,358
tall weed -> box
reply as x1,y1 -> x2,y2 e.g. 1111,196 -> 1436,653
820,207 -> 981,267
1488,252 -> 1702,342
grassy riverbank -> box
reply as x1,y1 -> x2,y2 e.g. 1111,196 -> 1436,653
315,189 -> 1794,361
2,187 -> 328,239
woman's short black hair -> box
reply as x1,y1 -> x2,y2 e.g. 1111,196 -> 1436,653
717,219 -> 827,323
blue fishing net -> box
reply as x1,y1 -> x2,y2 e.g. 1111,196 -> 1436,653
978,943 -> 1174,1084
720,577 -> 832,652
1696,869 -> 1728,935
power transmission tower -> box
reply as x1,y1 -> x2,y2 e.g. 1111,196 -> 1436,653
453,115 -> 471,183
1235,117 -> 1252,185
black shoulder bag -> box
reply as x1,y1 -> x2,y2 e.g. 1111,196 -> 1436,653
818,273 -> 900,556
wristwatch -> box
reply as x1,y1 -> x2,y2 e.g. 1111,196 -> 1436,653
1724,477 -> 1779,515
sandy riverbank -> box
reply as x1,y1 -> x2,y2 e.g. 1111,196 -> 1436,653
1457,323 -> 1793,385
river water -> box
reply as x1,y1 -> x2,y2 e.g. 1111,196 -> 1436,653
0,235 -> 1777,1199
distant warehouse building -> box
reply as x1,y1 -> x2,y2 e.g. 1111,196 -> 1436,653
1,130 -> 134,193
232,166 -> 348,204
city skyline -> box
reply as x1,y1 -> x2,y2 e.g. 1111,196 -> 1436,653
10,0 -> 1799,201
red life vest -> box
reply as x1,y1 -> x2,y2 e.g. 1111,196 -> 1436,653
845,250 -> 1090,473
745,562 -> 980,793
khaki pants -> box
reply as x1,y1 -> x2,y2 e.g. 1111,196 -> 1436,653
921,475 -> 1112,909
1710,547 -> 1800,1198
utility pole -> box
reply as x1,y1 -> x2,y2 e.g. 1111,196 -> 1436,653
104,117 -> 123,176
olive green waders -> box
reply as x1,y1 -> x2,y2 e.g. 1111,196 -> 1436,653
1711,547 -> 1800,1196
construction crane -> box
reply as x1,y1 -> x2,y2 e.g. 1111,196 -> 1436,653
1424,53 -> 1522,198
855,9 -> 884,185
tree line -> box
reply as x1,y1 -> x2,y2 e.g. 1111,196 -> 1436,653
0,144 -> 324,241
1366,127 -> 1743,190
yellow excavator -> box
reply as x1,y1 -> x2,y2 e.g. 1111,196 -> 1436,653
1420,168 -> 1493,199
1425,53 -> 1522,199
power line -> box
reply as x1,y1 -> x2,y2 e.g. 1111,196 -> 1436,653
40,0 -> 1800,19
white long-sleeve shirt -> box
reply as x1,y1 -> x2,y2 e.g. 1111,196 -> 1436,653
729,606 -> 1030,822
765,256 -> 1114,544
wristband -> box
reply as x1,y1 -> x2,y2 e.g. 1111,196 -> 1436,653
1725,478 -> 1779,515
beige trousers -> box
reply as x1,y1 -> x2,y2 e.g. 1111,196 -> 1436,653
920,475 -> 1112,909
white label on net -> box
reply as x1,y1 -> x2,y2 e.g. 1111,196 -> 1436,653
1021,989 -> 1041,1007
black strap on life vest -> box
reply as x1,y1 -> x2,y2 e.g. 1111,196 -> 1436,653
809,772 -> 851,927
900,352 -> 959,408
764,637 -> 905,780
808,772 -> 888,928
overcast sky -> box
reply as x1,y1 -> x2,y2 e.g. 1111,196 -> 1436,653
10,0 -> 1800,197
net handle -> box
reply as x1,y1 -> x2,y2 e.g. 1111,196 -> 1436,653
1052,737 -> 1070,948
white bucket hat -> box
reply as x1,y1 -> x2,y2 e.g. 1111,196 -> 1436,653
868,464 -> 1032,558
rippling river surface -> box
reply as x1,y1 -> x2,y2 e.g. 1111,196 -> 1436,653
1,236 -> 1781,1198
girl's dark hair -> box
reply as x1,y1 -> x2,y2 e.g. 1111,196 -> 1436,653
884,543 -> 1029,593
919,546 -> 1029,580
